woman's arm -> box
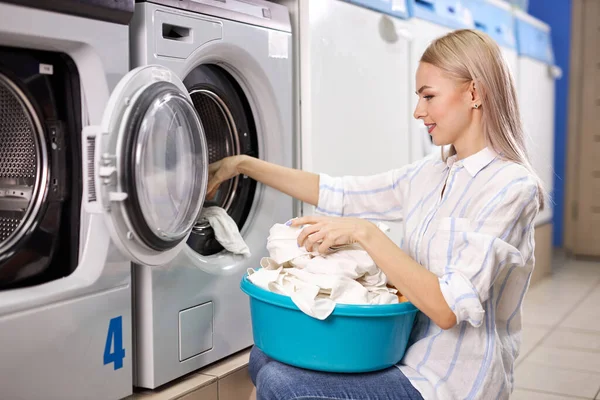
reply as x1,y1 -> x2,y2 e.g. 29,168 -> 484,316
238,156 -> 320,206
360,226 -> 457,329
208,155 -> 423,221
207,155 -> 320,206
293,216 -> 456,329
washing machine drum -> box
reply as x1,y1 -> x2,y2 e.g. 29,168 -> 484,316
184,65 -> 258,256
0,73 -> 50,262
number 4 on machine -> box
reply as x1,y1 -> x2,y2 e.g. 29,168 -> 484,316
104,316 -> 126,370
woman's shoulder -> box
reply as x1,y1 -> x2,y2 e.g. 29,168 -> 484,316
475,158 -> 541,211
487,157 -> 539,189
465,158 -> 541,236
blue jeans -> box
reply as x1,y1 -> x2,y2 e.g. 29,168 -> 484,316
249,347 -> 424,400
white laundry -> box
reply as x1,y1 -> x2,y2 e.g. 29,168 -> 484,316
264,222 -> 313,267
199,206 -> 250,257
247,223 -> 398,320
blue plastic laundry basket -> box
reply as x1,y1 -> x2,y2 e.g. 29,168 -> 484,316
240,274 -> 419,373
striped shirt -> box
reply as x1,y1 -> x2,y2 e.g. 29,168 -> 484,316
317,147 -> 539,400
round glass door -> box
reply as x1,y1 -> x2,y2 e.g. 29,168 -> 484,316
90,65 -> 209,266
123,81 -> 209,251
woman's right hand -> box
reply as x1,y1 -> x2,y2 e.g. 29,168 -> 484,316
205,154 -> 320,206
206,155 -> 244,200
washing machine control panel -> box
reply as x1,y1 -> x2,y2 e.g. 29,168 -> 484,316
137,0 -> 290,31
190,0 -> 270,19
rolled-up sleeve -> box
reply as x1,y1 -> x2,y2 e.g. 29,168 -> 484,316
317,158 -> 433,221
437,177 -> 540,327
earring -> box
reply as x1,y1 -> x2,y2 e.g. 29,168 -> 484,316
473,104 -> 479,109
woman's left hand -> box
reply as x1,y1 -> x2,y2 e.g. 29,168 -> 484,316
290,216 -> 377,254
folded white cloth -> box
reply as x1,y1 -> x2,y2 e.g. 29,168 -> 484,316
199,206 -> 250,257
247,223 -> 398,320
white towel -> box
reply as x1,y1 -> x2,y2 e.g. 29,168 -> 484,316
247,223 -> 398,320
199,206 -> 251,257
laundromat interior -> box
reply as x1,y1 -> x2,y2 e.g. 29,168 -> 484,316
0,0 -> 598,399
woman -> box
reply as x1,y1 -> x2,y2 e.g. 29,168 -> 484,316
207,29 -> 542,400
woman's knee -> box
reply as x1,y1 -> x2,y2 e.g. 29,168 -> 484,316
255,362 -> 298,400
248,347 -> 273,385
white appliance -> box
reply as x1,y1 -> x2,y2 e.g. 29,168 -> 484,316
407,0 -> 474,162
464,0 -> 518,82
515,10 -> 561,226
129,0 -> 294,389
273,0 -> 413,245
0,1 -> 136,399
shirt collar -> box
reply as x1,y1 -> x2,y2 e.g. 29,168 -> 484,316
446,147 -> 498,177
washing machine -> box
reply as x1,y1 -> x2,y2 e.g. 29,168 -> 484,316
272,0 -> 413,246
515,10 -> 561,226
0,1 -> 136,400
407,0 -> 474,162
464,0 -> 518,81
285,0 -> 413,181
129,0 -> 293,389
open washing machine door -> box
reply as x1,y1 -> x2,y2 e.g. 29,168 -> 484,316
83,65 -> 209,266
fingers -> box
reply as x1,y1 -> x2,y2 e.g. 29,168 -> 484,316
297,223 -> 323,247
289,217 -> 355,254
206,180 -> 220,197
208,160 -> 222,174
206,161 -> 221,199
318,236 -> 336,254
206,157 -> 240,201
302,229 -> 327,252
290,215 -> 326,227
318,231 -> 349,254
206,176 -> 221,199
206,187 -> 218,200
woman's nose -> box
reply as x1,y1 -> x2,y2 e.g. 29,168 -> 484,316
413,101 -> 426,120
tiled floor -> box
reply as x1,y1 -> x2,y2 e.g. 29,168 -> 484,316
513,256 -> 600,400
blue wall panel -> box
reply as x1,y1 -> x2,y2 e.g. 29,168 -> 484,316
528,0 -> 572,247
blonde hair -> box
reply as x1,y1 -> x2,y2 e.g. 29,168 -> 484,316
420,29 -> 544,209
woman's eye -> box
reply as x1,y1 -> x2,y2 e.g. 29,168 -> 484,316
424,95 -> 434,100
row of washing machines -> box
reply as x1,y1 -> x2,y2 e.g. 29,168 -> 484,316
0,0 -> 558,399
289,0 -> 560,233
0,1 -> 293,399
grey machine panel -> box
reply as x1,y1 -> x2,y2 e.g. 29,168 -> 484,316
136,0 -> 290,31
130,0 -> 295,389
0,3 -> 133,399
179,302 -> 214,361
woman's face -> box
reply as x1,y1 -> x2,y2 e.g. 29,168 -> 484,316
413,62 -> 474,147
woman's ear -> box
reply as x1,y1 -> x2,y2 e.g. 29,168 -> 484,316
470,81 -> 481,108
